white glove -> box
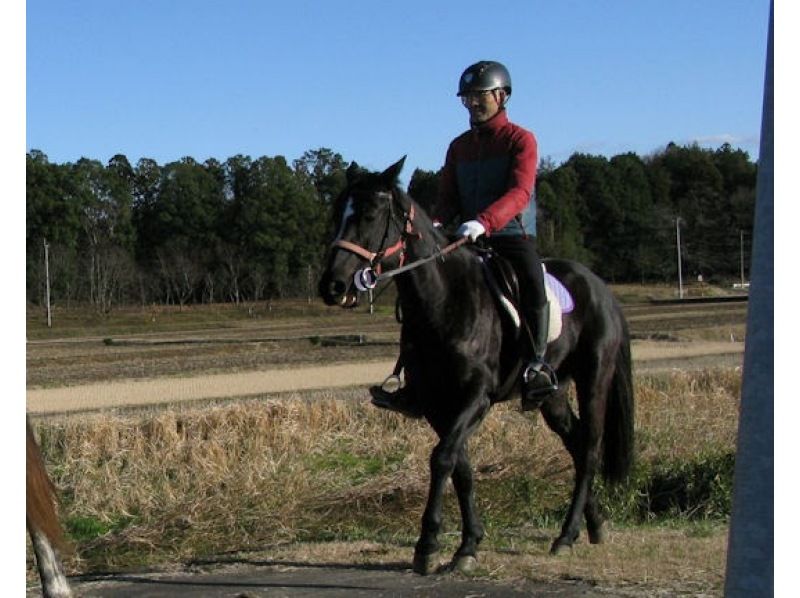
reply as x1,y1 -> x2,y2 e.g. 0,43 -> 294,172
457,220 -> 486,242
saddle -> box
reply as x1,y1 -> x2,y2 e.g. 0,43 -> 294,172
478,249 -> 523,333
477,249 -> 570,343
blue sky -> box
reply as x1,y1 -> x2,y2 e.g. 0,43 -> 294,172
25,0 -> 770,186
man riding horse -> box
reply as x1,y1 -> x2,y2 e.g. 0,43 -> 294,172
371,60 -> 557,418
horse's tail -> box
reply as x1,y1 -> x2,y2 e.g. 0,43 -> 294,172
602,320 -> 635,485
26,418 -> 68,552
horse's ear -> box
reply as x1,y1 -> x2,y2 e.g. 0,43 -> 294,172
380,156 -> 407,184
346,161 -> 361,184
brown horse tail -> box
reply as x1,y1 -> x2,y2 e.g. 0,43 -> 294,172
602,320 -> 635,485
26,418 -> 68,553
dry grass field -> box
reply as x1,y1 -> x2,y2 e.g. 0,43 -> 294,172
28,370 -> 740,595
26,288 -> 747,595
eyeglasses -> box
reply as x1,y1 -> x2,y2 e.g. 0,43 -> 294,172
460,89 -> 496,104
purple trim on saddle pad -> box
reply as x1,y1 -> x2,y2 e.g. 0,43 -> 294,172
545,272 -> 575,313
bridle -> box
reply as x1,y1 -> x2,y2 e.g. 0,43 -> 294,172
330,189 -> 468,291
331,190 -> 416,268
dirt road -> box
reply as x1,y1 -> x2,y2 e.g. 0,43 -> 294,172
26,340 -> 743,414
53,562 -> 611,597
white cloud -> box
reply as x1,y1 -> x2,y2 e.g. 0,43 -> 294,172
690,133 -> 760,148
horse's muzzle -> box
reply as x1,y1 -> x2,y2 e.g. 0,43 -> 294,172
318,274 -> 360,308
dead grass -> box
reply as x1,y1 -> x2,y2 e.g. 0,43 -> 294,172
29,368 -> 741,595
632,369 -> 739,469
610,281 -> 744,303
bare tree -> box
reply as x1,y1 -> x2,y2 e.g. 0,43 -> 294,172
156,242 -> 204,309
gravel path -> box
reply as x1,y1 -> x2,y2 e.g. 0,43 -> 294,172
26,340 -> 744,414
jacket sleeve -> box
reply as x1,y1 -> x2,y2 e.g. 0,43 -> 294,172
477,128 -> 538,235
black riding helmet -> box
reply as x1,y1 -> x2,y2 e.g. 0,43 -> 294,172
457,61 -> 512,97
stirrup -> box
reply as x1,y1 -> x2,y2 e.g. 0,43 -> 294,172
378,373 -> 402,395
369,374 -> 401,405
369,375 -> 423,419
522,361 -> 558,405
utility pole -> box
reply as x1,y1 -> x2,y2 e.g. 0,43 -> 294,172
43,238 -> 52,328
675,218 -> 684,299
740,229 -> 746,287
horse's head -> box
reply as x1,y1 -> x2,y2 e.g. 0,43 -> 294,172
318,156 -> 413,308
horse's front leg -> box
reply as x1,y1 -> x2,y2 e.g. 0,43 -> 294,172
450,445 -> 484,573
413,393 -> 490,575
412,439 -> 454,575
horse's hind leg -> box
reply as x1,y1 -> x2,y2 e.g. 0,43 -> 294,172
539,392 -> 583,550
575,366 -> 616,548
540,378 -> 609,554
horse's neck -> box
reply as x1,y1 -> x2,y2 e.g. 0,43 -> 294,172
397,232 -> 477,328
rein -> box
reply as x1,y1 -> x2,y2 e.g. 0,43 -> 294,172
371,236 -> 468,285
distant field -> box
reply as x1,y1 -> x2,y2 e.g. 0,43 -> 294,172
26,292 -> 746,390
26,280 -> 744,340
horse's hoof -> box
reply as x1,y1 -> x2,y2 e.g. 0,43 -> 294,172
549,539 -> 573,556
588,522 -> 607,544
413,552 -> 440,576
452,555 -> 478,574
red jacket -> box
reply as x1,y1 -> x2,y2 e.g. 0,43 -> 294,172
433,110 -> 538,237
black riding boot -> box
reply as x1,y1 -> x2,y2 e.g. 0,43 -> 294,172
369,375 -> 424,419
521,301 -> 558,410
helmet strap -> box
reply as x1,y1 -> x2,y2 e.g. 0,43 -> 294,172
493,89 -> 508,108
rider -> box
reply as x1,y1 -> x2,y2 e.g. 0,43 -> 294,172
370,60 -> 557,417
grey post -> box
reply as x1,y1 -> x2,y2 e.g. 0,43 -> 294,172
724,2 -> 773,596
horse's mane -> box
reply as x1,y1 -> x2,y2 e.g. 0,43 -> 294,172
392,185 -> 453,252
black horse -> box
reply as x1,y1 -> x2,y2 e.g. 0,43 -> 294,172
319,158 -> 634,574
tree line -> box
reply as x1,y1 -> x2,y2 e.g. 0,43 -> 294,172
26,142 -> 756,311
